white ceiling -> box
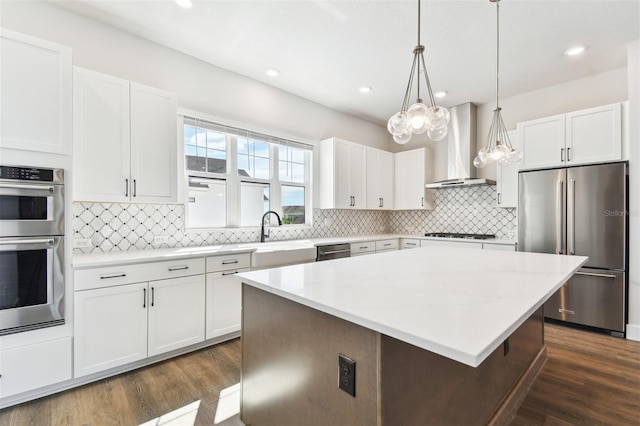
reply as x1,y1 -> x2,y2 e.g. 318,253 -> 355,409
52,0 -> 640,126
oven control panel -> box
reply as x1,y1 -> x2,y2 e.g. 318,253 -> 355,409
0,166 -> 55,182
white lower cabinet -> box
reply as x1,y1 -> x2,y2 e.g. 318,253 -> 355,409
400,238 -> 420,249
205,253 -> 251,340
375,239 -> 399,253
147,275 -> 205,357
73,258 -> 206,378
0,337 -> 72,398
206,269 -> 248,339
74,283 -> 148,377
351,241 -> 375,256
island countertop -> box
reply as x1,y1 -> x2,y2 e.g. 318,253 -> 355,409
236,246 -> 587,367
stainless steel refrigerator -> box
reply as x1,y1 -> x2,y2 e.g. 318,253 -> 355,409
518,161 -> 628,336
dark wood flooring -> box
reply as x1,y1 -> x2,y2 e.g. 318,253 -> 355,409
1,323 -> 639,425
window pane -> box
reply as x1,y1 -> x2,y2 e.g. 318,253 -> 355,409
185,124 -> 227,174
253,140 -> 270,158
291,163 -> 305,183
187,177 -> 226,228
282,185 -> 305,225
240,182 -> 269,227
253,157 -> 270,179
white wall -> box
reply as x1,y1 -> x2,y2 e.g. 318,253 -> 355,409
626,40 -> 640,341
0,0 -> 390,150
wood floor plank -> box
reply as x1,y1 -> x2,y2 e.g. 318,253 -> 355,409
1,326 -> 639,425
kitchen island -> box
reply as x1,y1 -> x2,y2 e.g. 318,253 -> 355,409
236,247 -> 587,425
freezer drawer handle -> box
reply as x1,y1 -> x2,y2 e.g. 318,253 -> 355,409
558,308 -> 575,315
575,271 -> 617,279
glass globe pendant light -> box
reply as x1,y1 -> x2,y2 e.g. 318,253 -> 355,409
473,0 -> 521,168
387,0 -> 450,144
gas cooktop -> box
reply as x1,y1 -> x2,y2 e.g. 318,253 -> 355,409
424,232 -> 496,240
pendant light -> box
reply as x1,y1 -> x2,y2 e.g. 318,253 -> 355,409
387,0 -> 450,145
474,0 -> 521,167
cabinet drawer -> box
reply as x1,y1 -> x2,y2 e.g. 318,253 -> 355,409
74,257 -> 205,291
376,239 -> 399,252
206,253 -> 251,272
350,241 -> 375,255
401,239 -> 420,249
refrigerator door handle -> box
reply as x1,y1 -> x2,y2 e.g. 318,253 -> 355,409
568,178 -> 576,255
557,180 -> 565,254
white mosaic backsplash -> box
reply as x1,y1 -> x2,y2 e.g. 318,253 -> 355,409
73,185 -> 516,253
389,185 -> 517,237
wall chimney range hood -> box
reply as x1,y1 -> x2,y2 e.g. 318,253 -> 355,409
425,103 -> 496,189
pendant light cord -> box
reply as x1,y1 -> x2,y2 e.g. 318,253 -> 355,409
495,0 -> 500,110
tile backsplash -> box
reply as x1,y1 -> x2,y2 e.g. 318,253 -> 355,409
73,185 -> 516,253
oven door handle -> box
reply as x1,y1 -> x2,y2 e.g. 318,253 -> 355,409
0,183 -> 55,192
0,238 -> 54,245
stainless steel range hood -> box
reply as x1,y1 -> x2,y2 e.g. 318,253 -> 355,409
425,103 -> 496,189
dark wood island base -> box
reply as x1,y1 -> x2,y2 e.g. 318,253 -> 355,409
241,285 -> 546,426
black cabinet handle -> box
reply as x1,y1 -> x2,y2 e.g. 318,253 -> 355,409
143,288 -> 146,308
125,178 -> 129,197
133,179 -> 137,197
151,287 -> 155,307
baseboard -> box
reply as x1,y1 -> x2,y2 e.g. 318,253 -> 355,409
626,324 -> 640,341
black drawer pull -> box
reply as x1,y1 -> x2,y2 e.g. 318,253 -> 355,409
100,273 -> 126,280
222,260 -> 239,265
168,266 -> 189,272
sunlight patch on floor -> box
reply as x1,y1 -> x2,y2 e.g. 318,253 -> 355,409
214,383 -> 241,424
139,400 -> 201,426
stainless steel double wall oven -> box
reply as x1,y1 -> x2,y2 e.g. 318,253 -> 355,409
0,165 -> 65,335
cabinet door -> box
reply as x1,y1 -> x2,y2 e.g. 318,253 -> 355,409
366,148 -> 381,209
147,275 -> 205,357
334,139 -> 352,208
205,269 -> 249,340
74,283 -> 148,378
130,83 -> 178,203
395,149 -> 429,209
496,130 -> 520,208
565,103 -> 621,165
519,115 -> 565,170
378,150 -> 394,209
349,143 -> 366,208
0,337 -> 72,398
0,29 -> 72,155
73,67 -> 131,202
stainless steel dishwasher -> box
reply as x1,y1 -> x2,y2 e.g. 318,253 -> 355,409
316,243 -> 351,261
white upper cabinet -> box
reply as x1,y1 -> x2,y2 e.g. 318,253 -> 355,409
74,67 -> 177,203
0,29 -> 72,155
496,130 -> 520,208
366,147 -> 394,209
519,103 -> 622,170
565,103 -> 622,165
395,147 -> 434,210
518,114 -> 565,170
319,138 -> 366,209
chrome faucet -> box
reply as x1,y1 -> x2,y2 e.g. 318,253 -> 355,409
260,210 -> 282,242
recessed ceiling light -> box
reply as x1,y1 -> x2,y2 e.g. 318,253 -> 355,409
266,68 -> 280,77
564,45 -> 586,56
358,86 -> 373,94
434,91 -> 448,99
175,0 -> 193,9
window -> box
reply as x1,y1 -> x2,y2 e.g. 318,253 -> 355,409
183,116 -> 312,229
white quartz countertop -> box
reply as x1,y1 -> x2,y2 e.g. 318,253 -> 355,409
236,247 -> 586,367
73,233 -> 517,268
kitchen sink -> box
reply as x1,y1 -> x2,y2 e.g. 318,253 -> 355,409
238,241 -> 317,268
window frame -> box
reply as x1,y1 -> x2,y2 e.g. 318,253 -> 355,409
180,113 -> 313,230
